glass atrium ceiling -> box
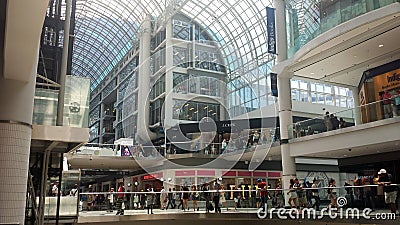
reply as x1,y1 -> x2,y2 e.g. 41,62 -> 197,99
72,0 -> 275,90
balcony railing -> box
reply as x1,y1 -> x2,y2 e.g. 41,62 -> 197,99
288,95 -> 400,139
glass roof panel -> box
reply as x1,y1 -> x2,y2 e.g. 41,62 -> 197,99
72,0 -> 274,90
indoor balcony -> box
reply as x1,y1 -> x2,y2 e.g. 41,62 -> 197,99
288,97 -> 400,159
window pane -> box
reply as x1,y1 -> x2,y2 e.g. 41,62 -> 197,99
299,80 -> 308,90
291,79 -> 299,89
292,89 -> 300,101
300,90 -> 308,102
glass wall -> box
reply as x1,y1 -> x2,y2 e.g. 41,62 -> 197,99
291,78 -> 354,108
227,62 -> 276,117
32,89 -> 59,126
173,73 -> 220,97
286,0 -> 398,57
173,100 -> 220,121
63,76 -> 90,128
173,19 -> 191,41
151,74 -> 165,100
150,98 -> 165,125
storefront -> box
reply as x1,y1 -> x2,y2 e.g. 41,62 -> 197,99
359,59 -> 400,122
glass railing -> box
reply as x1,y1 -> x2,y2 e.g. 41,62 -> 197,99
75,128 -> 280,159
33,75 -> 90,128
76,182 -> 399,216
288,95 -> 400,139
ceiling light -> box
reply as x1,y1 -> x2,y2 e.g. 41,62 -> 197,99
343,154 -> 347,157
189,107 -> 194,110
378,44 -> 384,48
310,72 -> 315,75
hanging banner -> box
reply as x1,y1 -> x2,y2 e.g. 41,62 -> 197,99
270,72 -> 278,97
266,7 -> 276,54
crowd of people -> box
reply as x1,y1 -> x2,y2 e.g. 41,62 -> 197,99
78,168 -> 398,216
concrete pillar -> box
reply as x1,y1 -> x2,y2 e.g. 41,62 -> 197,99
0,64 -> 36,225
274,0 -> 287,63
0,0 -> 48,223
164,17 -> 174,129
352,87 -> 361,125
136,15 -> 156,143
278,76 -> 296,206
274,0 -> 296,206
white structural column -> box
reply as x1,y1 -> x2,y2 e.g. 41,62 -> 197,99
274,0 -> 296,206
0,0 -> 48,223
136,15 -> 156,143
164,17 -> 174,130
0,67 -> 36,224
352,87 -> 361,125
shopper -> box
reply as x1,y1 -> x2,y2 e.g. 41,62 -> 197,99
324,112 -> 333,131
116,182 -> 125,215
202,183 -> 211,213
257,178 -> 268,210
166,188 -> 175,210
381,90 -> 393,118
146,187 -> 155,214
377,169 -> 397,213
107,188 -> 115,212
327,178 -> 337,209
182,185 -> 189,211
311,178 -> 320,211
287,179 -> 298,208
213,181 -> 221,213
191,185 -> 199,211
160,186 -> 167,210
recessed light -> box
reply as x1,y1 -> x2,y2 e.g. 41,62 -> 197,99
378,44 -> 384,48
310,72 -> 315,75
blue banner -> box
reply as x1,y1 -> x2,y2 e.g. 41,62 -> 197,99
266,7 -> 276,54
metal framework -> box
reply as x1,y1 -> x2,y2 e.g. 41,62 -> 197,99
72,0 -> 275,91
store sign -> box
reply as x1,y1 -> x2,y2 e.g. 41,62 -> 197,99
266,7 -> 276,54
387,72 -> 400,83
373,69 -> 400,92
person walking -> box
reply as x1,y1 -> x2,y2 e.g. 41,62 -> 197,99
257,178 -> 268,210
160,186 -> 167,210
202,183 -> 211,213
166,188 -> 175,210
182,186 -> 190,211
116,182 -> 125,215
327,178 -> 338,209
219,184 -> 228,210
191,185 -> 199,211
146,187 -> 155,214
311,178 -> 320,211
377,169 -> 397,214
176,188 -> 183,210
324,111 -> 333,131
107,188 -> 115,212
287,179 -> 298,209
213,181 -> 221,213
